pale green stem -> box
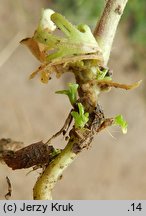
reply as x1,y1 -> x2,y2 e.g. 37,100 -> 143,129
33,140 -> 77,200
94,0 -> 128,65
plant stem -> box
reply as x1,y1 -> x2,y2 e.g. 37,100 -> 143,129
33,127 -> 94,200
94,0 -> 128,65
33,139 -> 77,200
33,0 -> 129,200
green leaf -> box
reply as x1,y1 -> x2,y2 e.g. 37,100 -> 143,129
114,115 -> 128,134
56,83 -> 79,105
71,103 -> 89,128
34,10 -> 101,61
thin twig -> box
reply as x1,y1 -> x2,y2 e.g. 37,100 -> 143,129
45,111 -> 73,145
5,177 -> 12,200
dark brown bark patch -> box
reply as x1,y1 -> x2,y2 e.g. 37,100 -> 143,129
2,141 -> 54,170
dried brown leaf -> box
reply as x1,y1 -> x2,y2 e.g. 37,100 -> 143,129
20,38 -> 46,62
97,80 -> 142,90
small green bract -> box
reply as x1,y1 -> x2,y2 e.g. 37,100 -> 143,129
71,103 -> 89,128
56,83 -> 79,106
114,115 -> 128,134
